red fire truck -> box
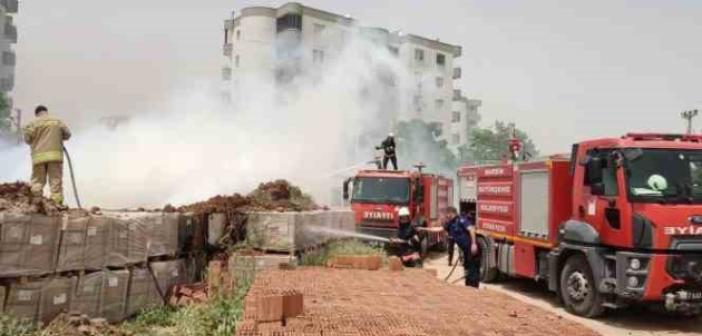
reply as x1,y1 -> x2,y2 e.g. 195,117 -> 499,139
458,133 -> 702,317
343,168 -> 453,255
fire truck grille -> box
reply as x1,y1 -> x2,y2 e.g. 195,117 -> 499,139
668,254 -> 702,283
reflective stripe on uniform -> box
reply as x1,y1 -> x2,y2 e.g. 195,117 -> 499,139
32,151 -> 63,164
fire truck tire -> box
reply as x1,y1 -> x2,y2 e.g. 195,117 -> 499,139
559,254 -> 605,318
478,237 -> 498,283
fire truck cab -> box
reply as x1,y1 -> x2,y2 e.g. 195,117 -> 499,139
459,133 -> 702,317
343,169 -> 452,254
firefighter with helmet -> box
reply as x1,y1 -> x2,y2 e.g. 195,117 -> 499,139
376,132 -> 398,170
391,206 -> 422,267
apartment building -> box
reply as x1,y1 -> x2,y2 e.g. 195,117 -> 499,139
449,97 -> 481,153
222,2 -> 479,150
0,0 -> 17,95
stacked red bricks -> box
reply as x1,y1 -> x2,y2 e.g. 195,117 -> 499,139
235,267 -> 599,336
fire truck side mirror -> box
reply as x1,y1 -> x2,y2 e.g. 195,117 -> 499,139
585,157 -> 605,190
343,178 -> 352,201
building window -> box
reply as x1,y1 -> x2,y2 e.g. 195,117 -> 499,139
436,53 -> 446,66
235,55 -> 240,67
413,95 -> 422,114
452,111 -> 460,123
414,48 -> 424,62
388,46 -> 399,56
435,99 -> 444,111
452,133 -> 460,145
435,77 -> 444,88
224,29 -> 229,44
277,14 -> 302,32
313,49 -> 325,64
236,30 -> 241,40
2,51 -> 15,66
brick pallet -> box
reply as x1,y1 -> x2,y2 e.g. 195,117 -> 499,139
0,210 -> 207,325
236,268 -> 600,336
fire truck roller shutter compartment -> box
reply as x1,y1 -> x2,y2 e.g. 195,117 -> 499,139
519,170 -> 550,239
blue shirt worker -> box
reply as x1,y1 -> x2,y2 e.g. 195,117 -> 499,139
443,206 -> 481,288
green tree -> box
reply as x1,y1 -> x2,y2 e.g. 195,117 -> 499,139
0,92 -> 10,132
395,119 -> 459,175
459,121 -> 538,164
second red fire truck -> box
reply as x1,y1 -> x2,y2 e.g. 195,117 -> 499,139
458,133 -> 702,317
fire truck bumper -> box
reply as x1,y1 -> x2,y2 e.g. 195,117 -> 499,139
664,290 -> 702,313
615,251 -> 702,313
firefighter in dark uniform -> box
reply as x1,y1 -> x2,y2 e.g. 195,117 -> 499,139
444,206 -> 481,287
392,207 -> 422,267
376,132 -> 397,170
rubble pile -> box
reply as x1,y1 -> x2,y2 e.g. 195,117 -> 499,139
41,314 -> 129,336
0,181 -> 64,216
248,180 -> 318,212
236,268 -> 599,336
180,180 -> 318,216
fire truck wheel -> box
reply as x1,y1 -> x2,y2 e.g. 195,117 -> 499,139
478,237 -> 498,283
559,254 -> 605,318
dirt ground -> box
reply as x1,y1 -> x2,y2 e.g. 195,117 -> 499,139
424,255 -> 702,336
238,267 -> 599,336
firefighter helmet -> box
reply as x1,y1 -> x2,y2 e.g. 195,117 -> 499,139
398,207 -> 410,217
647,174 -> 667,191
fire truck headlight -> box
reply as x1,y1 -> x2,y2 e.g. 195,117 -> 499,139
628,276 -> 639,288
630,258 -> 641,270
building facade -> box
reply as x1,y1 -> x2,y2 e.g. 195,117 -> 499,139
0,0 -> 16,95
449,97 -> 481,153
222,2 -> 479,152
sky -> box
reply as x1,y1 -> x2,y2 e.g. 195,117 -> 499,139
12,0 -> 702,154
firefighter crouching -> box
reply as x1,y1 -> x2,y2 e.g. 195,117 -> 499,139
390,207 -> 422,267
22,105 -> 71,205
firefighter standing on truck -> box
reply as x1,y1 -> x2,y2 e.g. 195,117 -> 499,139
376,132 -> 397,170
444,206 -> 480,288
22,105 -> 71,205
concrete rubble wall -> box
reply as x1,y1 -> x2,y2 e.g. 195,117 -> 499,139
244,209 -> 355,253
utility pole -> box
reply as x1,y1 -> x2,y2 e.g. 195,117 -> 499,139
681,109 -> 699,135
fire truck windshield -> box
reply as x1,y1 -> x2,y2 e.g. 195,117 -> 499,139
625,149 -> 702,204
351,177 -> 410,205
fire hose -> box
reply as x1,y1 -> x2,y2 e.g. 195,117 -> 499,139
63,146 -> 82,209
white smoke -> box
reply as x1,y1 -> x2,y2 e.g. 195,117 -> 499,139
0,31 -> 413,209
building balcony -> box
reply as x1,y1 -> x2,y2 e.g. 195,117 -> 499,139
4,21 -> 16,43
223,43 -> 232,57
453,67 -> 461,80
2,50 -> 14,66
453,89 -> 462,101
1,0 -> 18,14
222,67 -> 232,81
